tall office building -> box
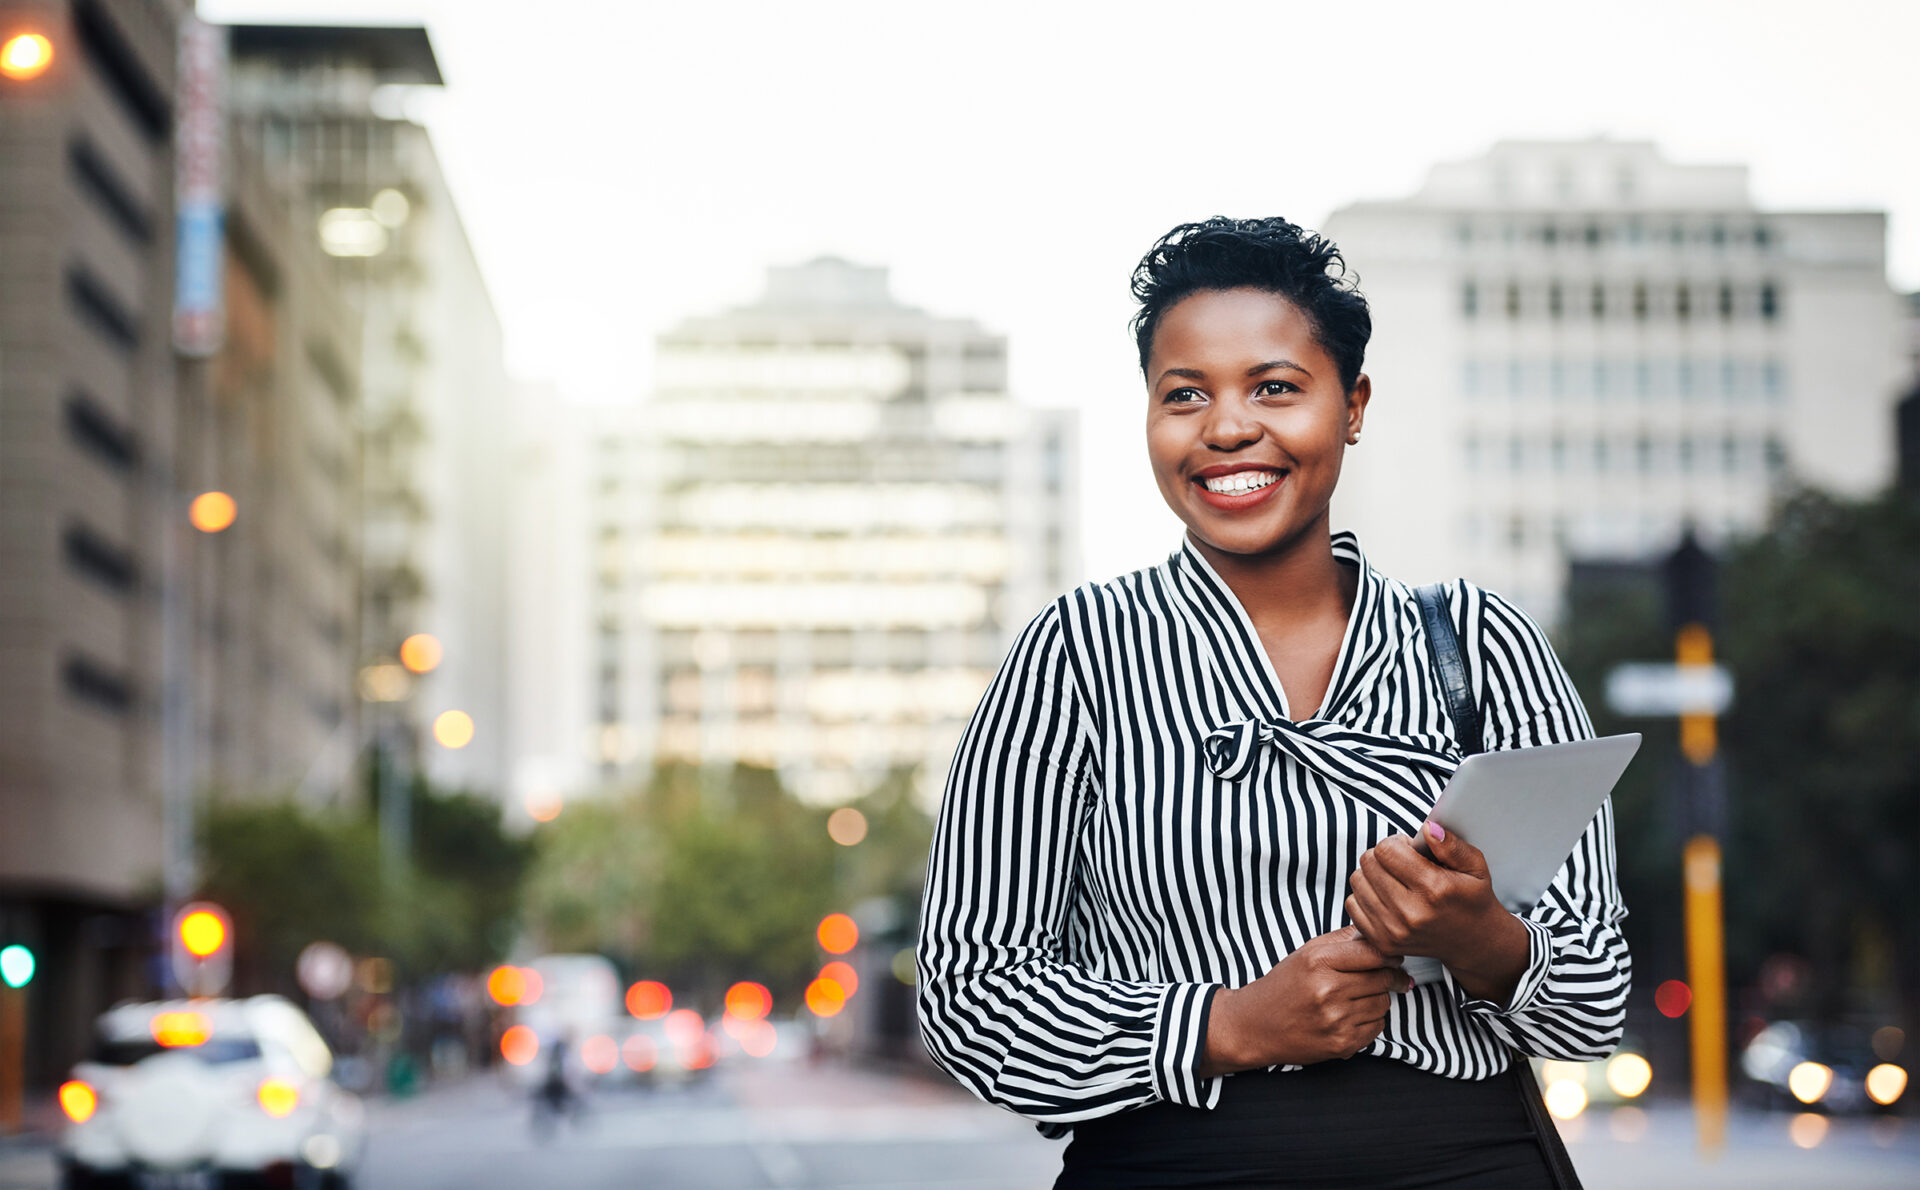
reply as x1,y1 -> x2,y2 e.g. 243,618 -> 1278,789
0,1 -> 361,1080
581,258 -> 1078,807
1324,139 -> 1908,619
226,25 -> 515,794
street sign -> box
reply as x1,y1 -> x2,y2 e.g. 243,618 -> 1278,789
1605,662 -> 1733,718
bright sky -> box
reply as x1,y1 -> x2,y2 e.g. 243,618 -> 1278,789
205,0 -> 1920,581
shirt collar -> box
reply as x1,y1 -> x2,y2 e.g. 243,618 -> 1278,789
1167,529 -> 1402,725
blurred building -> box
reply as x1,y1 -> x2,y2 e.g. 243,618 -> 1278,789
581,259 -> 1079,806
0,1 -> 361,1082
1325,139 -> 1908,619
225,25 -> 515,796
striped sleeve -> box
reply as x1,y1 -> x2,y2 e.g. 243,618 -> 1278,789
916,601 -> 1224,1129
1450,586 -> 1632,1061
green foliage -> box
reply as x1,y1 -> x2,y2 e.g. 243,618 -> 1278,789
1556,486 -> 1920,1020
196,782 -> 532,992
521,763 -> 935,1005
1718,487 -> 1920,1015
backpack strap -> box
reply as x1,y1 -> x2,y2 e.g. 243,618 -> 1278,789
1413,582 -> 1483,759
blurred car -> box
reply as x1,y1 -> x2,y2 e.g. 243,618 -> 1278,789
1532,1048 -> 1657,1121
1741,1019 -> 1909,1114
56,995 -> 365,1190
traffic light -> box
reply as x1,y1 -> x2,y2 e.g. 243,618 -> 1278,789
170,902 -> 233,996
0,945 -> 32,989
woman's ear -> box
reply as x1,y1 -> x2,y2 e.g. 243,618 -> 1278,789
1346,374 -> 1372,444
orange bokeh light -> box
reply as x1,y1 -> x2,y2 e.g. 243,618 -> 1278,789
151,1011 -> 211,1048
526,789 -> 562,822
188,491 -> 237,533
626,980 -> 671,1019
178,910 -> 226,958
820,960 -> 858,996
58,1081 -> 97,1123
2,33 -> 54,81
805,977 -> 847,1018
581,1034 -> 619,1074
486,965 -> 525,1006
724,981 -> 772,1021
399,633 -> 443,674
817,913 -> 858,955
500,1024 -> 539,1066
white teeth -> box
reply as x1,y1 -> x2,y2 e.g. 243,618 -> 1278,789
1203,470 -> 1280,495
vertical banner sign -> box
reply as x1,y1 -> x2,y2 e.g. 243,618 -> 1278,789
173,17 -> 226,357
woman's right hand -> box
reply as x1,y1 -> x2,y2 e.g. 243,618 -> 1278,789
1199,926 -> 1412,1075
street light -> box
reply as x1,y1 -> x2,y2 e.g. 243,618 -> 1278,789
0,33 -> 53,81
398,633 -> 442,675
188,490 -> 237,533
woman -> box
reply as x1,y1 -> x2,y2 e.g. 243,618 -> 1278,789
916,217 -> 1628,1188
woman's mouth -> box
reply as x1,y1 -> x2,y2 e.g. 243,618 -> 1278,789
1193,468 -> 1286,510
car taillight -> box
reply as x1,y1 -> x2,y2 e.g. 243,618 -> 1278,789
256,1078 -> 300,1117
59,1080 -> 98,1123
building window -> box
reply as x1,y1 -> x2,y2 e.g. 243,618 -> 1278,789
1635,435 -> 1653,474
64,522 -> 136,593
1508,436 -> 1526,472
1462,281 -> 1478,317
1462,359 -> 1482,396
1632,282 -> 1649,320
1721,434 -> 1740,473
64,651 -> 134,714
1507,514 -> 1527,550
1463,434 -> 1481,469
1678,437 -> 1696,472
1677,359 -> 1695,399
1505,282 -> 1522,319
1590,283 -> 1606,318
1718,282 -> 1735,320
1550,435 -> 1567,472
1762,360 -> 1785,400
68,137 -> 153,245
66,267 -> 139,353
1593,437 -> 1611,472
65,392 -> 139,472
1675,284 -> 1691,321
1764,435 -> 1788,476
1754,224 -> 1772,251
1548,283 -> 1564,319
1759,282 -> 1779,320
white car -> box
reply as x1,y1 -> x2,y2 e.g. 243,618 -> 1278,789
56,995 -> 365,1190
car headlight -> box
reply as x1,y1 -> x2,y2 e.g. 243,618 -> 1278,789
1866,1064 -> 1907,1106
257,1078 -> 301,1117
59,1080 -> 98,1123
1787,1061 -> 1833,1105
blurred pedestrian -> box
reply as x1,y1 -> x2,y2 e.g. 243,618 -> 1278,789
917,217 -> 1628,1188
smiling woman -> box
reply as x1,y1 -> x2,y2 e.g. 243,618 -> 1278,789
917,218 -> 1625,1189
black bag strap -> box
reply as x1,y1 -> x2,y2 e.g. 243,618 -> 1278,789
1412,581 -> 1583,1190
1413,583 -> 1482,758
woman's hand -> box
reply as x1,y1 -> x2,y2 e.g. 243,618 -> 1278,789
1344,822 -> 1531,1004
1199,927 -> 1411,1075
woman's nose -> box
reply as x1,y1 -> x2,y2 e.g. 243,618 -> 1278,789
1201,403 -> 1261,451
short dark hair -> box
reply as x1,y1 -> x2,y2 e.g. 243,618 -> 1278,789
1130,216 -> 1372,393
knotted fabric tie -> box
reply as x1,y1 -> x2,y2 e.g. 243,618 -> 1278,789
1203,716 -> 1462,835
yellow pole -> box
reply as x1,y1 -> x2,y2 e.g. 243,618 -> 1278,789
1677,622 -> 1726,1156
1683,834 -> 1727,1154
0,984 -> 22,1133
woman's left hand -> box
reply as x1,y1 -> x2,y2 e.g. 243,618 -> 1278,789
1344,822 -> 1531,1003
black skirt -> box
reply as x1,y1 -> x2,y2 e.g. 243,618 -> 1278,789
1054,1056 -> 1559,1189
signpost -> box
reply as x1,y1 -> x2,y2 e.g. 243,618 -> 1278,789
1605,531 -> 1729,1157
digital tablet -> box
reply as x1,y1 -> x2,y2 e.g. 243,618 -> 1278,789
1399,733 -> 1641,986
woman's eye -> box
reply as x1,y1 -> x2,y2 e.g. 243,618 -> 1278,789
1256,380 -> 1297,398
1164,387 -> 1205,405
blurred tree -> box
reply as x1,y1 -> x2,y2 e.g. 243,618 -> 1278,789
1556,484 -> 1920,1034
522,762 -> 940,1007
197,782 -> 532,992
1717,487 -> 1920,1023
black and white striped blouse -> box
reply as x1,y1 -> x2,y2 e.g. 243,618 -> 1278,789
916,531 -> 1629,1134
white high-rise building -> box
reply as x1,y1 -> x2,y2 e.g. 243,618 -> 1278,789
580,258 -> 1079,807
1324,139 -> 1907,620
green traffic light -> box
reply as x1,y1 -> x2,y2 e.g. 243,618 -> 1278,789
0,944 -> 32,988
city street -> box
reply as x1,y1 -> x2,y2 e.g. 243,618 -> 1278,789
8,1058 -> 1920,1189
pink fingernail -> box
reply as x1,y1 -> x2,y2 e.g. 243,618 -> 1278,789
1426,821 -> 1445,841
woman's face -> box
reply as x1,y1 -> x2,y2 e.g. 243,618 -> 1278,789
1145,287 -> 1369,561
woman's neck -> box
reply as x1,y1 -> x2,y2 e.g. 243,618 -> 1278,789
1188,519 -> 1352,629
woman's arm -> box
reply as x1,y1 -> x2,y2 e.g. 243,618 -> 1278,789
916,602 -> 1221,1128
1459,586 -> 1632,1060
